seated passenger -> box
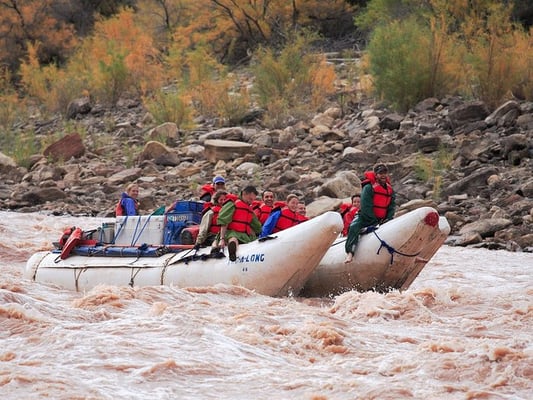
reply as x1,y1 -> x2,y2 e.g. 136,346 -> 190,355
259,194 -> 302,238
217,186 -> 262,262
194,190 -> 227,252
115,183 -> 140,216
340,194 -> 361,236
297,201 -> 309,222
199,176 -> 226,202
254,190 -> 276,224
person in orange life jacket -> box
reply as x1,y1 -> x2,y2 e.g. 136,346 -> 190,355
217,185 -> 262,262
259,194 -> 302,238
344,164 -> 395,263
340,194 -> 361,236
199,176 -> 226,202
254,190 -> 276,224
115,183 -> 140,216
297,201 -> 309,222
194,190 -> 228,251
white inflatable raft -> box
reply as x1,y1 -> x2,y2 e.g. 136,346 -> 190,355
25,211 -> 343,297
301,207 -> 450,297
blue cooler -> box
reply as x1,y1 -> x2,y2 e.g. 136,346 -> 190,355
163,201 -> 204,244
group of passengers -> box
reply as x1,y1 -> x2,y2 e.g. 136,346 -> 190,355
115,163 -> 395,263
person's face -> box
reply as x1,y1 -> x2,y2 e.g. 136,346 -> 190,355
128,186 -> 139,198
297,203 -> 306,215
263,191 -> 274,206
243,192 -> 257,204
287,197 -> 299,212
376,171 -> 388,186
352,197 -> 361,207
217,195 -> 226,204
214,182 -> 225,190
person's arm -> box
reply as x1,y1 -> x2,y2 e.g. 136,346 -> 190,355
358,184 -> 378,225
386,190 -> 396,221
260,210 -> 280,238
195,210 -> 214,245
216,202 -> 235,248
251,214 -> 262,235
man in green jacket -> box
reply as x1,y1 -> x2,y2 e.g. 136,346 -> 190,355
344,164 -> 396,263
218,185 -> 262,261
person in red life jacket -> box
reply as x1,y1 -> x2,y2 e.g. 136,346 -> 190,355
199,176 -> 226,202
115,183 -> 140,216
340,194 -> 361,236
254,190 -> 276,224
194,190 -> 228,252
217,185 -> 262,261
344,164 -> 395,263
297,201 -> 309,222
259,194 -> 302,238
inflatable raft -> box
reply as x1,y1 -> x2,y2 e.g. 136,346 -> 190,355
25,205 -> 343,297
300,207 -> 450,297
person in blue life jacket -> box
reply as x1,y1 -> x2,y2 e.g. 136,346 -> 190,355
259,194 -> 302,238
344,164 -> 396,263
115,183 -> 140,216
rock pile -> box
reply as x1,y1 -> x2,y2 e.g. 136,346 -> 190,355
1,96 -> 531,252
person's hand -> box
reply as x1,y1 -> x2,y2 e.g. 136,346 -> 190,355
219,238 -> 226,249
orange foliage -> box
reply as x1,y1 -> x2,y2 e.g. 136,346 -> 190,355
163,0 -> 354,62
79,9 -> 164,103
0,0 -> 77,72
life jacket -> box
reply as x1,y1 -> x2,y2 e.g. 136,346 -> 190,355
361,170 -> 393,219
273,207 -> 301,232
341,206 -> 359,236
297,213 -> 309,223
115,195 -> 139,217
339,202 -> 353,217
208,204 -> 223,234
227,199 -> 255,234
255,203 -> 273,225
58,226 -> 76,249
202,201 -> 214,212
199,183 -> 216,201
372,182 -> 393,219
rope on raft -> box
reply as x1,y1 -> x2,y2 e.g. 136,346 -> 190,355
370,228 -> 420,264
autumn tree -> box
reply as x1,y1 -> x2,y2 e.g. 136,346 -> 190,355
0,0 -> 78,73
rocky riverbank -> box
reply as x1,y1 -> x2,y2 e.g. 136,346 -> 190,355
1,95 -> 532,252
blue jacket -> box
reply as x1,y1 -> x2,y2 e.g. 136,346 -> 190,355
119,192 -> 139,216
259,209 -> 281,238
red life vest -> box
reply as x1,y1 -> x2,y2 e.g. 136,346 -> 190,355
199,183 -> 216,201
202,201 -> 214,212
361,171 -> 393,220
227,199 -> 255,235
297,213 -> 309,223
372,182 -> 393,219
255,203 -> 273,225
208,205 -> 222,234
273,207 -> 301,232
342,206 -> 359,236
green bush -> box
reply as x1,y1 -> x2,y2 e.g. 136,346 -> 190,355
367,18 -> 434,112
143,89 -> 193,129
252,32 -> 336,123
